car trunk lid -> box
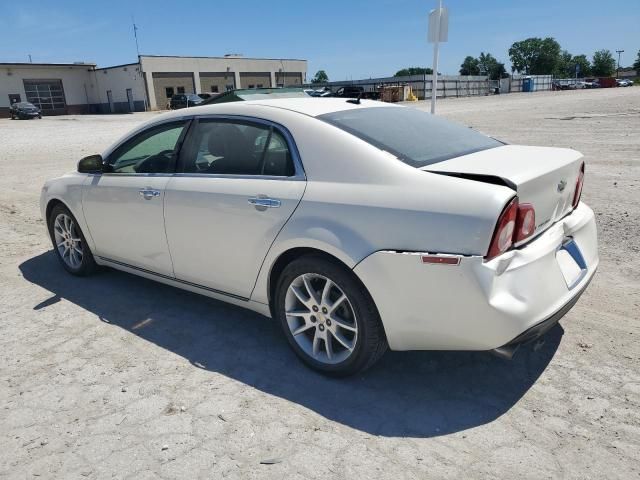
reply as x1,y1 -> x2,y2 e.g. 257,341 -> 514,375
425,145 -> 584,241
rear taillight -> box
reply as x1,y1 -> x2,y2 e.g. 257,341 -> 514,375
572,162 -> 585,208
514,203 -> 536,243
486,198 -> 537,261
486,198 -> 518,260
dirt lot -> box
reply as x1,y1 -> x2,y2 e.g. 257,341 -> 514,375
1,88 -> 639,479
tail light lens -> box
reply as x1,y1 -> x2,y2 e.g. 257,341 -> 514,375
514,203 -> 536,243
572,162 -> 585,208
486,198 -> 537,261
486,198 -> 518,260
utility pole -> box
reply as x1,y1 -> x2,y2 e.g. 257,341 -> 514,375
28,54 -> 32,63
616,50 -> 624,78
132,16 -> 141,57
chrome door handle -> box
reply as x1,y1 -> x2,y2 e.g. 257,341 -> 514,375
248,197 -> 281,209
139,188 -> 160,200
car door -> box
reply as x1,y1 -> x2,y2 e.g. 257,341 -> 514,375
82,120 -> 190,276
164,116 -> 306,299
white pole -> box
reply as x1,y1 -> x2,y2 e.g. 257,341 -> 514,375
430,0 -> 442,114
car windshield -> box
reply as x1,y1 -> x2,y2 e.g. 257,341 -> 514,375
318,107 -> 502,168
16,102 -> 35,108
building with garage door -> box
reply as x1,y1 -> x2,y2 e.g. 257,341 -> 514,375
0,54 -> 307,117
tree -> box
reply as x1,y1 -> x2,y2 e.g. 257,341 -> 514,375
555,50 -> 573,77
459,53 -> 506,79
478,52 -> 507,80
508,37 -> 562,74
459,56 -> 480,75
592,50 -> 616,76
311,70 -> 329,84
633,50 -> 640,71
572,54 -> 591,77
394,67 -> 433,77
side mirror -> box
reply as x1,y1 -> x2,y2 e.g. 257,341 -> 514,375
78,154 -> 104,174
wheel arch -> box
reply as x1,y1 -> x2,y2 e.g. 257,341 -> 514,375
266,247 -> 353,316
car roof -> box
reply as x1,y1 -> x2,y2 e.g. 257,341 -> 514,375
185,97 -> 397,118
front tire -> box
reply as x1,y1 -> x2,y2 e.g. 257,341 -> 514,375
47,204 -> 96,276
275,255 -> 387,376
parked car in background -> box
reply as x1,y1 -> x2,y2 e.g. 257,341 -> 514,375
198,92 -> 222,101
40,98 -> 598,376
617,79 -> 634,87
9,102 -> 42,119
334,86 -> 365,98
169,93 -> 204,109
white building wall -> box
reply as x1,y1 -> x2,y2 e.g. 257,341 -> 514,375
0,64 -> 96,110
93,64 -> 146,104
139,56 -> 308,109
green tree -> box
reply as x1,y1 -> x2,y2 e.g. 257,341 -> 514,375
633,50 -> 640,71
592,50 -> 616,76
508,37 -> 562,74
459,56 -> 480,75
572,54 -> 591,77
394,67 -> 433,77
555,50 -> 573,77
478,52 -> 507,80
311,70 -> 329,84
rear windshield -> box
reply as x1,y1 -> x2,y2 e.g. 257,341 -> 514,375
318,107 -> 502,167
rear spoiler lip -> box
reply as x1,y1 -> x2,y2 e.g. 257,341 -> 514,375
424,170 -> 517,191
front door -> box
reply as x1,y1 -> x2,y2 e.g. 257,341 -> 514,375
164,117 -> 305,299
82,120 -> 190,276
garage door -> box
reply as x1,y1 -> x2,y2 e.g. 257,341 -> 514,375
239,72 -> 271,89
23,79 -> 67,115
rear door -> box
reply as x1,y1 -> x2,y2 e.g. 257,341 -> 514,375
164,116 -> 306,299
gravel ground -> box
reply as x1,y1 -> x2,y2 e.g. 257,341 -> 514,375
1,88 -> 639,479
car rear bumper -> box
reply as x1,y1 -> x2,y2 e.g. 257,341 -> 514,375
353,202 -> 598,351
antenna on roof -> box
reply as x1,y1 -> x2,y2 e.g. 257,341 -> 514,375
28,54 -> 32,63
132,15 -> 141,57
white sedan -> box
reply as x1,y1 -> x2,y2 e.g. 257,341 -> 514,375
40,98 -> 598,376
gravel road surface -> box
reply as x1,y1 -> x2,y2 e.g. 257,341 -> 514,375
1,87 -> 638,479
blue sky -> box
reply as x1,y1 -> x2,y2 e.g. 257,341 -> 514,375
1,0 -> 638,80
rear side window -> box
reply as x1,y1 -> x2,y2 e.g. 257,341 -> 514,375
318,107 -> 502,167
179,119 -> 295,177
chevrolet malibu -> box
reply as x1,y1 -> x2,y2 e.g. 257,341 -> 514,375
40,98 -> 598,376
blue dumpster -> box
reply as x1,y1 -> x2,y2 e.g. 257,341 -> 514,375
523,77 -> 534,92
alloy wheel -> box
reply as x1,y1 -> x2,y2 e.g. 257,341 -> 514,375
285,273 -> 358,364
53,213 -> 84,269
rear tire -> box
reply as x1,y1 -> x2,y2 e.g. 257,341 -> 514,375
275,255 -> 387,376
47,204 -> 96,276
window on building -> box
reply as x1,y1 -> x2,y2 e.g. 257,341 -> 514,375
257,84 -> 264,88
165,87 -> 174,99
210,85 -> 219,93
226,84 -> 234,91
248,84 -> 255,89
177,86 -> 185,94
277,84 -> 285,88
23,80 -> 65,111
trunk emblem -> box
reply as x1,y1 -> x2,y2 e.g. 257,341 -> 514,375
557,180 -> 567,193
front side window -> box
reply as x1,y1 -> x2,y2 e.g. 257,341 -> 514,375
180,119 -> 295,177
319,107 -> 502,168
108,122 -> 187,174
